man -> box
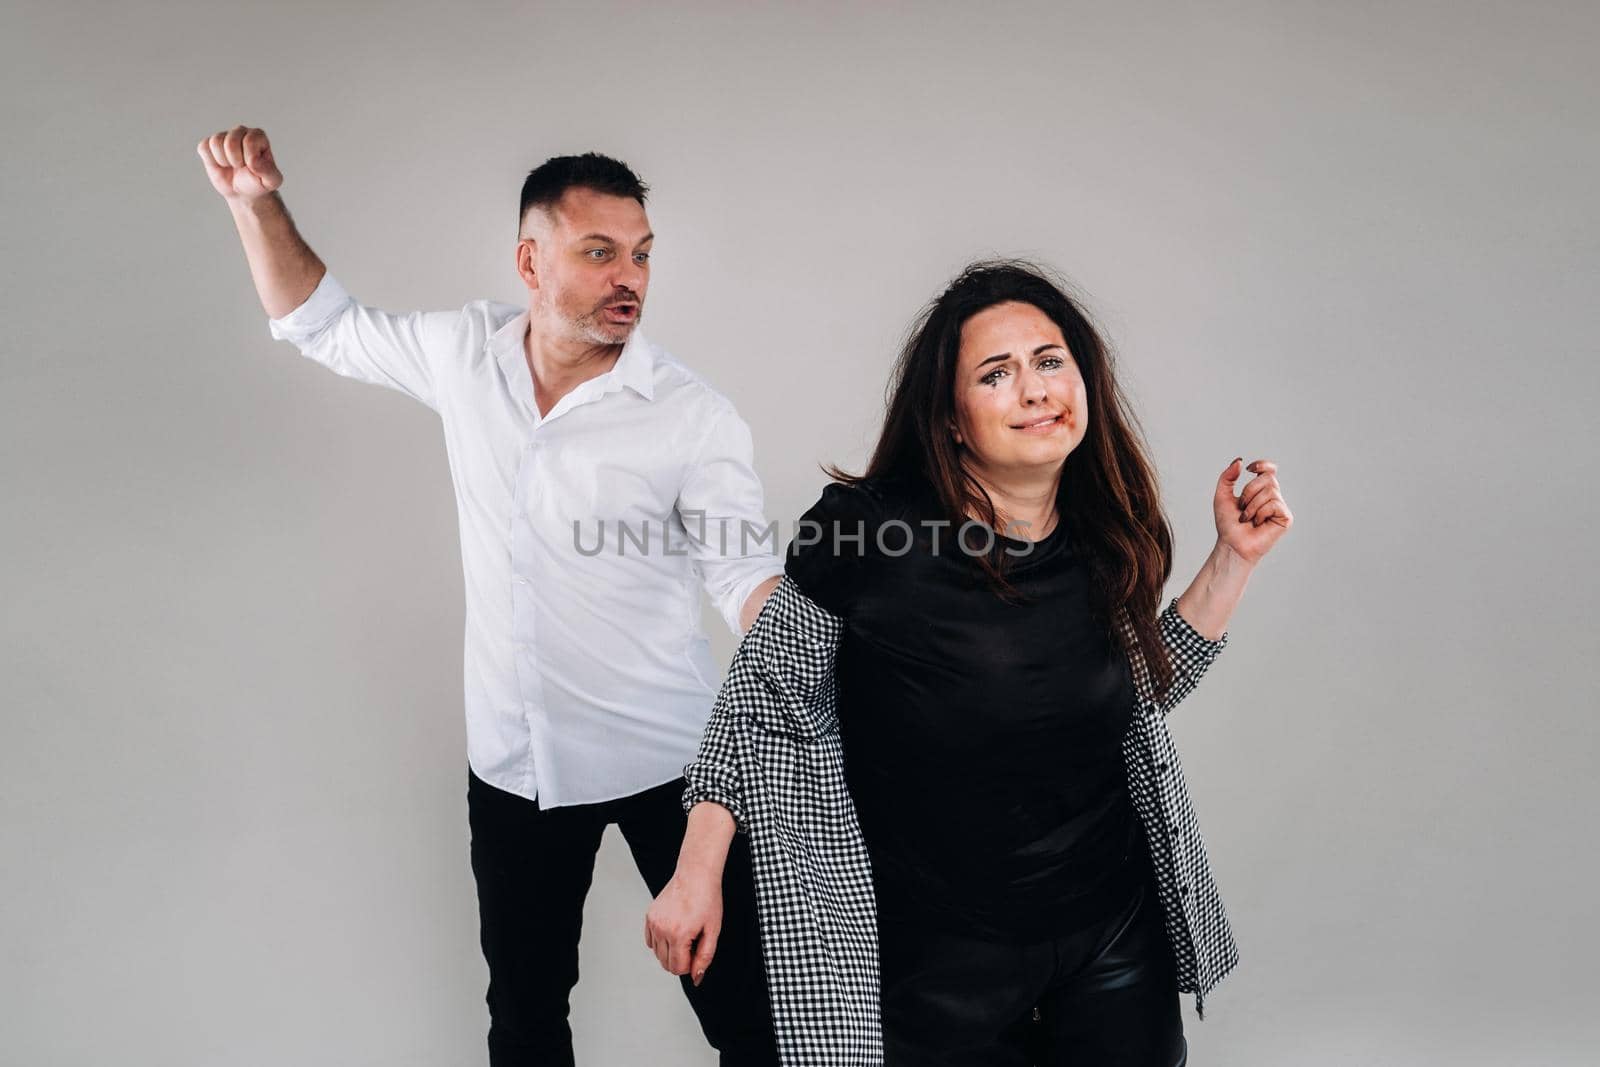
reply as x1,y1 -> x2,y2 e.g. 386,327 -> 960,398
198,125 -> 783,1065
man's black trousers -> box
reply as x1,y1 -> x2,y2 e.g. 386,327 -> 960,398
467,768 -> 778,1066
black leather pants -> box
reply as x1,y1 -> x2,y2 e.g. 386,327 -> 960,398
880,881 -> 1187,1066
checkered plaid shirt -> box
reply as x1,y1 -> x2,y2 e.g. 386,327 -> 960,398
684,576 -> 1239,1066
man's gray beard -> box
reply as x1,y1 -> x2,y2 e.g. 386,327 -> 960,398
570,308 -> 637,346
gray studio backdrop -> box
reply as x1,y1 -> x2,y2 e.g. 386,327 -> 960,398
4,1 -> 1596,1064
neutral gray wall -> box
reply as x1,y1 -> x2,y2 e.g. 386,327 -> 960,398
3,1 -> 1595,1063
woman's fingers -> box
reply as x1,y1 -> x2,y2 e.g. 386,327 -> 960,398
1239,492 -> 1278,522
651,928 -> 674,972
1237,474 -> 1279,512
1241,483 -> 1280,518
666,934 -> 694,976
644,915 -> 700,976
690,924 -> 719,986
1242,494 -> 1277,524
1214,458 -> 1244,511
1248,497 -> 1293,528
1232,460 -> 1286,524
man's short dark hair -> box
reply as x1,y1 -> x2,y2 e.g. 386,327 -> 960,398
518,153 -> 648,226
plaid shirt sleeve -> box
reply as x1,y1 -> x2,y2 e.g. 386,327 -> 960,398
1119,597 -> 1231,718
682,576 -> 883,1066
680,642 -> 755,834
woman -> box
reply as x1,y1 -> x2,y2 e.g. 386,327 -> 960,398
645,261 -> 1292,1066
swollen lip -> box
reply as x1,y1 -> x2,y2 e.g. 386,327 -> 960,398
1014,415 -> 1062,432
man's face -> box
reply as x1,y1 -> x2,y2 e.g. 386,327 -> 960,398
521,187 -> 653,346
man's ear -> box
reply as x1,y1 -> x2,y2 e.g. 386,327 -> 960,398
516,237 -> 539,293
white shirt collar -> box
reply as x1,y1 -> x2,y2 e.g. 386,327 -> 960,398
489,311 -> 657,408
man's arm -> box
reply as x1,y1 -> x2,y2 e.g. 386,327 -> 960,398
198,126 -> 323,319
737,575 -> 782,633
677,400 -> 786,636
199,125 -> 452,409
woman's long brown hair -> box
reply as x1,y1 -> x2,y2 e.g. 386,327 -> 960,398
827,259 -> 1179,700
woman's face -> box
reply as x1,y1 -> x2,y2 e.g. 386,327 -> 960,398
951,301 -> 1088,477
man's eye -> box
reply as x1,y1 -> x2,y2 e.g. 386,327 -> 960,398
634,252 -> 651,263
586,249 -> 609,260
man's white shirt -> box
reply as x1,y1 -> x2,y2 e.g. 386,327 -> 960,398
268,273 -> 784,806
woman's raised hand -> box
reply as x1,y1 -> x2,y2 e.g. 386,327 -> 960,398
1213,457 -> 1293,565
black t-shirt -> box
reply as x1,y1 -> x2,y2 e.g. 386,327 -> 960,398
784,477 -> 1152,941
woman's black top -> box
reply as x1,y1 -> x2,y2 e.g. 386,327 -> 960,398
783,477 -> 1152,942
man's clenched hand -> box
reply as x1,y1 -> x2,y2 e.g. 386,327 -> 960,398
197,125 -> 283,203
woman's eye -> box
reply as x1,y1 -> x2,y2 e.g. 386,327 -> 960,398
1038,356 -> 1064,371
980,368 -> 1007,386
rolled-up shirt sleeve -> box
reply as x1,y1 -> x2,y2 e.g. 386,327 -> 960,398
675,399 -> 786,635
682,576 -> 847,834
1154,597 -> 1229,717
682,689 -> 750,832
267,271 -> 456,412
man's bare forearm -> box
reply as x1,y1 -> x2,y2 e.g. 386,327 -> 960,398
227,192 -> 325,319
198,127 -> 322,319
